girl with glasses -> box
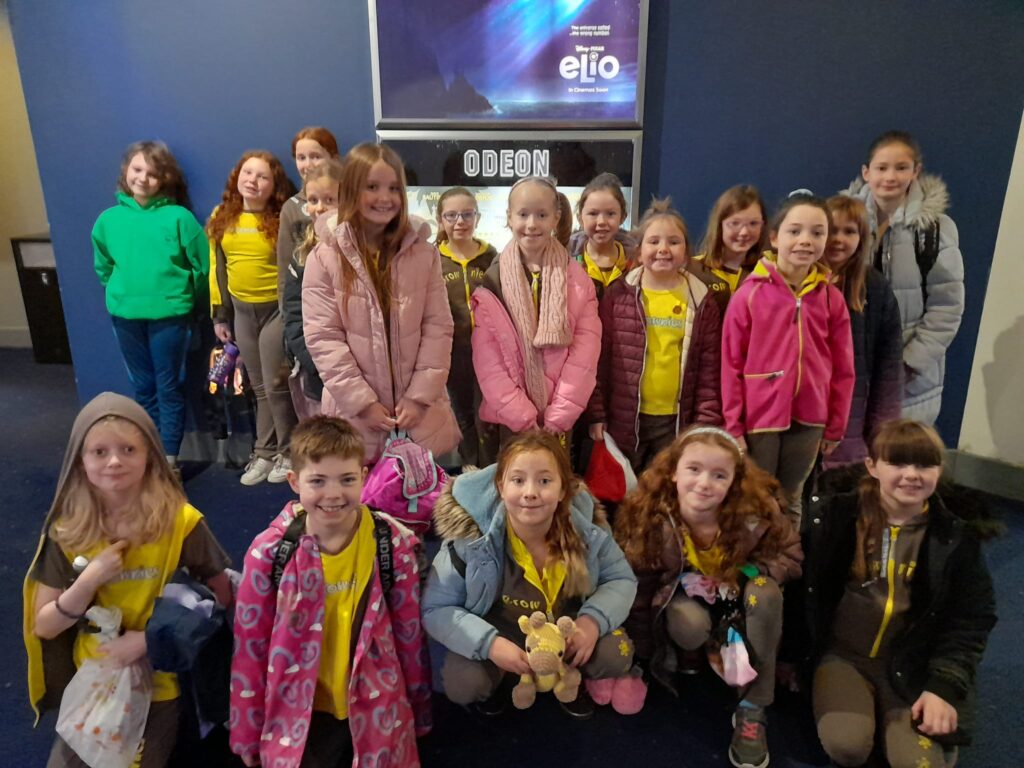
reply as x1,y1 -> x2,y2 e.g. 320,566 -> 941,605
436,187 -> 498,466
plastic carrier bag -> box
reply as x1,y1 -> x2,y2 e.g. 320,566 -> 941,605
583,433 -> 637,503
361,430 -> 447,533
55,606 -> 152,768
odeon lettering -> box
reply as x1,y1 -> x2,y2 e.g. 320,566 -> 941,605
463,149 -> 550,179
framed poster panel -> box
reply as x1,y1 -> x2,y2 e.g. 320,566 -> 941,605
378,130 -> 641,250
369,0 -> 648,128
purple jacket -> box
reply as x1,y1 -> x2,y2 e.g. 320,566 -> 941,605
230,502 -> 431,768
721,258 -> 855,442
588,267 -> 723,451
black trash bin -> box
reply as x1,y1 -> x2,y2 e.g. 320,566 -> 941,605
11,234 -> 71,364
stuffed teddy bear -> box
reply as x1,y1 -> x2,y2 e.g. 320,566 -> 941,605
511,611 -> 582,709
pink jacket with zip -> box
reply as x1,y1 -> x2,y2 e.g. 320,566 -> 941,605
721,257 -> 854,441
230,502 -> 431,767
470,258 -> 601,434
302,215 -> 460,461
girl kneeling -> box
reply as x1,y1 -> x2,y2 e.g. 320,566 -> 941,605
802,420 -> 996,768
615,426 -> 802,768
423,430 -> 638,719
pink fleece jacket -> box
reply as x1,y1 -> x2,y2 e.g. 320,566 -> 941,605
471,258 -> 601,434
229,502 -> 431,768
302,215 -> 460,461
721,258 -> 854,441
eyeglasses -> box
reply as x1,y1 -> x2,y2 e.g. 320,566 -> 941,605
441,210 -> 479,223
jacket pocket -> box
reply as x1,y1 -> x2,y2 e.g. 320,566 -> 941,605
741,370 -> 785,424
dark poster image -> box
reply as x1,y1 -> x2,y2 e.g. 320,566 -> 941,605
371,0 -> 645,126
379,132 -> 639,248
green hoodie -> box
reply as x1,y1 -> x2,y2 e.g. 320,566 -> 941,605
92,193 -> 209,320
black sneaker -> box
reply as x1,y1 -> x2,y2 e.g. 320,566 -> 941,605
473,674 -> 515,717
558,685 -> 595,720
729,705 -> 769,768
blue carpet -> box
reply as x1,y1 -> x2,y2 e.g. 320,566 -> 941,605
2,347 -> 1019,767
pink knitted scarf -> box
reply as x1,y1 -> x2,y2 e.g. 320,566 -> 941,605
499,238 -> 571,417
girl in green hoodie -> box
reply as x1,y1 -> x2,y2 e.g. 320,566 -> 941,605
92,141 -> 209,468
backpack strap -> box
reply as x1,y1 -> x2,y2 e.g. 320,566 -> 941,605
274,508 -> 395,597
373,513 -> 394,597
271,510 -> 307,589
446,540 -> 468,579
914,220 -> 941,303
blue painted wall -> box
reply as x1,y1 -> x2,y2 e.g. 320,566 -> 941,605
10,0 -> 1024,443
8,0 -> 375,400
639,1 -> 1024,442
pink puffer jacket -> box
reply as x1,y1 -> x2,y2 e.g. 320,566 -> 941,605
471,258 -> 601,434
303,216 -> 460,461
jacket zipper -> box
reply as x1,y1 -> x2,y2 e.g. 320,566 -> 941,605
869,525 -> 899,658
743,370 -> 784,379
462,262 -> 475,329
632,286 -> 646,451
794,296 -> 804,397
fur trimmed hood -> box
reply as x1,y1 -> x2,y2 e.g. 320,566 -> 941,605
432,464 -> 608,542
845,173 -> 950,230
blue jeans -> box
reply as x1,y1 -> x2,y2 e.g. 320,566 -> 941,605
111,315 -> 191,456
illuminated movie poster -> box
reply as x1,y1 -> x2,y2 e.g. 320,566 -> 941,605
378,131 -> 640,250
370,0 -> 648,126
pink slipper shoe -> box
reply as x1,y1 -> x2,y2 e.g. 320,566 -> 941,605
610,666 -> 648,715
584,677 -> 615,706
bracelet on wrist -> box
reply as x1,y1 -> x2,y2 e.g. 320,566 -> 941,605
54,593 -> 86,621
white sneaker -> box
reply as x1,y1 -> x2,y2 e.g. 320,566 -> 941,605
240,456 -> 274,486
267,455 -> 291,484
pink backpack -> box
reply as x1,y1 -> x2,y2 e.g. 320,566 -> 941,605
361,432 -> 447,534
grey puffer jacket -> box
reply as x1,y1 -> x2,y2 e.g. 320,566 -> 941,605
846,174 -> 964,424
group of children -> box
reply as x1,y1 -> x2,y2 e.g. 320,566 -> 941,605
22,127 -> 989,768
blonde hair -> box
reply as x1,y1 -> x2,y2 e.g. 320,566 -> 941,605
294,158 -> 345,267
495,430 -> 590,598
51,417 -> 184,552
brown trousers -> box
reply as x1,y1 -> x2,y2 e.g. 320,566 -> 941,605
813,654 -> 955,768
232,298 -> 298,459
47,699 -> 179,768
441,628 -> 634,705
746,422 -> 823,530
664,576 -> 783,707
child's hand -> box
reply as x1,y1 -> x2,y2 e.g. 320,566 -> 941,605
912,691 -> 958,736
82,540 -> 129,588
488,636 -> 531,676
395,397 -> 426,430
565,615 -> 600,668
820,439 -> 840,457
589,423 -> 605,441
736,434 -> 748,454
214,322 -> 233,343
98,630 -> 147,667
360,402 -> 397,432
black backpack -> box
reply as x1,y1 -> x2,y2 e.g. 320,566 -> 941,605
913,220 -> 941,303
271,509 -> 394,596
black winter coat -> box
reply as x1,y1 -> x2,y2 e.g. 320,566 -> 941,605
826,268 -> 903,466
282,254 -> 324,400
799,491 -> 996,746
